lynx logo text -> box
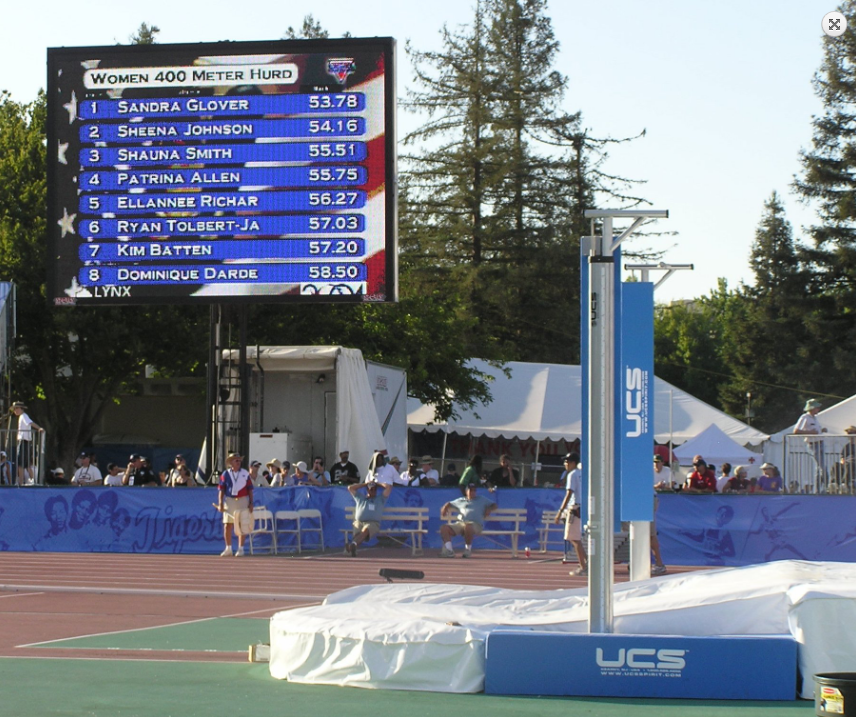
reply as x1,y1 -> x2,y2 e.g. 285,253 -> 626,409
596,647 -> 686,678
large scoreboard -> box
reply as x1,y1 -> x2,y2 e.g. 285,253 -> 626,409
47,38 -> 397,306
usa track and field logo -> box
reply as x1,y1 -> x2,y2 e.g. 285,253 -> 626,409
326,58 -> 356,83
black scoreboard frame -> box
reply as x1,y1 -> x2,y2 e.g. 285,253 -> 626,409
46,38 -> 397,307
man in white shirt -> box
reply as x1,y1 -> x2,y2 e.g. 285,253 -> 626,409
103,463 -> 124,486
12,401 -> 43,486
795,398 -> 828,489
554,453 -> 588,576
72,451 -> 103,487
650,455 -> 670,575
373,456 -> 401,486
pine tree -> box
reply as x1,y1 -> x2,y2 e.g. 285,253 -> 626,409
792,0 -> 856,403
403,0 -> 645,363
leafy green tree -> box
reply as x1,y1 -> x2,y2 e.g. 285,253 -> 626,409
129,23 -> 160,45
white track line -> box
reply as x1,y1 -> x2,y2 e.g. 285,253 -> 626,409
0,591 -> 43,600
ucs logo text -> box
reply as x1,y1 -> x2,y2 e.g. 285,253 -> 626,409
625,367 -> 646,438
596,647 -> 686,670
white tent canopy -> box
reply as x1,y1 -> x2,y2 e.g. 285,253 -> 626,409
407,360 -> 768,446
673,423 -> 761,467
769,393 -> 856,442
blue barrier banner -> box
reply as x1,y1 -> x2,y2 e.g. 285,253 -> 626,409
485,631 -> 797,700
619,282 -> 654,521
0,486 -> 565,555
0,487 -> 853,564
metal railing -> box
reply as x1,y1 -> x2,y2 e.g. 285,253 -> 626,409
783,434 -> 856,494
0,428 -> 46,486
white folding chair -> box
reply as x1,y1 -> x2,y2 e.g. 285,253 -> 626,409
297,509 -> 324,551
274,510 -> 301,554
248,508 -> 276,555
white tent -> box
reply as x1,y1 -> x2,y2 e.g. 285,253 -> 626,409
407,360 -> 768,446
673,424 -> 761,468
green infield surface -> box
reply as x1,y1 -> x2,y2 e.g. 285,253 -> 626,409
31,617 -> 269,653
8,618 -> 814,717
0,658 -> 814,717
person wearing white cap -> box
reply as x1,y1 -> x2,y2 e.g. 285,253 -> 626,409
794,398 -> 827,489
11,401 -> 43,486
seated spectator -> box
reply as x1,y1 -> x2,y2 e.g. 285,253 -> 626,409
72,451 -> 103,487
685,459 -> 716,492
439,481 -> 497,558
346,479 -> 393,556
270,460 -> 293,487
50,467 -> 67,485
716,463 -> 733,493
248,460 -> 267,487
308,457 -> 331,486
292,461 -> 311,485
757,462 -> 783,493
722,465 -> 751,493
440,463 -> 459,486
331,450 -> 360,485
839,426 -> 856,493
123,454 -> 161,487
489,454 -> 519,487
103,463 -> 123,487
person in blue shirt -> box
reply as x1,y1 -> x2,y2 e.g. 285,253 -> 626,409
439,481 -> 497,558
347,479 -> 393,556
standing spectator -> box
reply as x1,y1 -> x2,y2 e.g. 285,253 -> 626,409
457,455 -> 483,494
166,455 -> 188,487
270,460 -> 294,487
757,463 -> 783,493
123,454 -> 160,487
439,481 -> 497,558
11,401 -> 43,486
489,454 -> 519,487
50,467 -> 67,484
0,450 -> 12,486
838,426 -> 856,493
248,460 -> 268,487
686,459 -> 717,492
72,451 -> 103,487
346,479 -> 393,556
103,463 -> 124,487
440,463 -> 459,486
554,453 -> 588,576
372,455 -> 400,487
723,465 -> 751,493
293,461 -> 312,485
216,452 -> 253,557
418,456 -> 440,486
309,457 -> 331,486
794,398 -> 827,488
653,455 -> 671,490
331,450 -> 360,485
397,458 -> 421,487
716,463 -> 733,493
265,458 -> 283,485
650,455 -> 669,576
172,464 -> 197,488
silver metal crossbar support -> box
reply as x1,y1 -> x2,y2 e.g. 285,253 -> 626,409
582,209 -> 669,633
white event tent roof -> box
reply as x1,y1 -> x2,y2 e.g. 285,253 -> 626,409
407,360 -> 768,446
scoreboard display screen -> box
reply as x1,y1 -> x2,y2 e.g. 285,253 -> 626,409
47,38 -> 397,306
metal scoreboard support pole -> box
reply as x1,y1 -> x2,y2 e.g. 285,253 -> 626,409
583,209 -> 668,634
623,262 -> 692,582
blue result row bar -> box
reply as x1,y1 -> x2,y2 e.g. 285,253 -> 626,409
79,263 -> 367,285
79,212 -> 366,238
78,93 -> 366,120
80,141 -> 367,167
81,117 -> 365,143
78,238 -> 365,262
80,167 -> 368,191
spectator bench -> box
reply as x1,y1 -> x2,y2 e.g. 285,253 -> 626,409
341,506 -> 428,556
444,507 -> 528,557
538,510 -> 566,552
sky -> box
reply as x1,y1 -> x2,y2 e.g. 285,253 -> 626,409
3,0 -> 838,302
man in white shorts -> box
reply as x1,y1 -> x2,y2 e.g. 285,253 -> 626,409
555,453 -> 588,576
216,453 -> 254,557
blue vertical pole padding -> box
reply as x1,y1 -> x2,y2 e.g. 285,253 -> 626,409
619,281 -> 655,521
579,249 -> 588,523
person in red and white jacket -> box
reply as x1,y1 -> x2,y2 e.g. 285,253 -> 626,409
216,453 -> 253,557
